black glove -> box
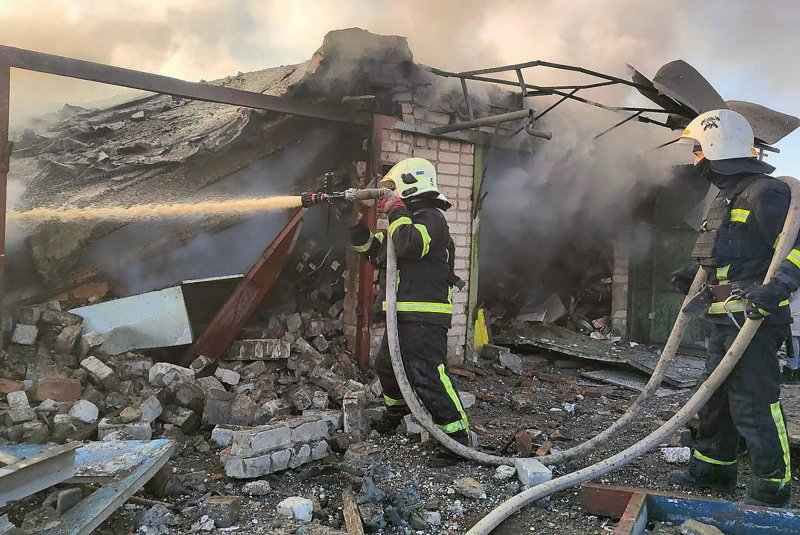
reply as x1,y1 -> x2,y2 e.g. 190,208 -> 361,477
744,280 -> 791,319
670,265 -> 699,295
330,198 -> 360,229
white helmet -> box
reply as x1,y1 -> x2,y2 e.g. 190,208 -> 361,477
679,109 -> 757,160
380,157 -> 451,206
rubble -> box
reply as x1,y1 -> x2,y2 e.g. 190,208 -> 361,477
222,414 -> 333,478
661,446 -> 691,463
494,465 -> 517,481
6,391 -> 36,424
499,352 -> 523,375
277,496 -> 314,522
679,519 -> 725,535
454,477 -> 487,499
202,496 -> 241,528
242,480 -> 272,496
11,324 -> 38,345
69,400 -> 99,424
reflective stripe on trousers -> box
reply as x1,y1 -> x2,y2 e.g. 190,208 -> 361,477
436,364 -> 469,434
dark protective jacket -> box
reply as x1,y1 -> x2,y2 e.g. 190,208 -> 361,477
350,196 -> 456,328
692,160 -> 800,323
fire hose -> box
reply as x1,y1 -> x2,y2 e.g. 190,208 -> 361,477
383,176 -> 800,533
302,184 -> 515,465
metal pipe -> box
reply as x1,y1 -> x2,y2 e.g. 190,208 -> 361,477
0,45 -> 371,126
0,65 -> 8,320
431,109 -> 551,139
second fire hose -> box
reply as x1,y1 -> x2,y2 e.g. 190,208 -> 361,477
383,176 -> 800,532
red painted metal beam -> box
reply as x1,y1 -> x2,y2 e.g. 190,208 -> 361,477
355,115 -> 395,370
183,208 -> 305,364
581,483 -> 636,519
0,45 -> 372,126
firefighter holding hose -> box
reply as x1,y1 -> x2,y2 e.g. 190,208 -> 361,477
670,109 -> 797,506
333,157 -> 471,461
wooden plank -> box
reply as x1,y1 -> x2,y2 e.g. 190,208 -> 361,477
342,489 -> 365,535
581,370 -> 681,397
39,439 -> 176,535
0,442 -> 79,507
613,492 -> 647,535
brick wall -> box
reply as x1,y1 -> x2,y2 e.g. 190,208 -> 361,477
379,128 -> 474,364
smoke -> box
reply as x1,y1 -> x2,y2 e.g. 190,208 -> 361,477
478,99 -> 679,309
2,0 -> 798,306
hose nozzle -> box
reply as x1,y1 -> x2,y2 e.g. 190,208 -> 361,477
300,188 -> 390,207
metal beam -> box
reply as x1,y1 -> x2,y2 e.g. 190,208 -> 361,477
0,442 -> 79,507
183,209 -> 305,363
355,115 -> 393,370
0,45 -> 372,126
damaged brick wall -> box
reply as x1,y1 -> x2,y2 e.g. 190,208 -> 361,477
379,124 -> 474,365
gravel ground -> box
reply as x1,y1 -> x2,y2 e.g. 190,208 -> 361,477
5,350 -> 799,534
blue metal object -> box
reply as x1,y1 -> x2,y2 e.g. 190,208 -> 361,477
581,483 -> 800,535
646,492 -> 800,535
41,440 -> 176,535
0,440 -> 175,534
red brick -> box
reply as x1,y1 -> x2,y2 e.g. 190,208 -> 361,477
0,378 -> 23,395
31,376 -> 82,402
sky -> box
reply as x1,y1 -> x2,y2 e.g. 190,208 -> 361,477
3,0 -> 800,174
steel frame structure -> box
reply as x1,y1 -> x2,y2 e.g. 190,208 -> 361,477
427,61 -> 675,137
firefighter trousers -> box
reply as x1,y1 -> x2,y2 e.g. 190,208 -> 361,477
693,322 -> 791,484
375,320 -> 470,440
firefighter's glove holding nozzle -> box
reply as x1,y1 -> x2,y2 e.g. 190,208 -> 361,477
378,193 -> 405,214
330,198 -> 361,229
744,280 -> 791,319
670,265 -> 699,295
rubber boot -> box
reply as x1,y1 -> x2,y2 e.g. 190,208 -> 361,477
430,430 -> 469,467
742,477 -> 791,508
373,406 -> 410,435
668,458 -> 737,492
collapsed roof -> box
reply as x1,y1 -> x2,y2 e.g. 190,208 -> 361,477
7,28 -> 520,303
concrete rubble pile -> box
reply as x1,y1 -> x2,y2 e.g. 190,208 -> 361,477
0,287 -> 387,480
